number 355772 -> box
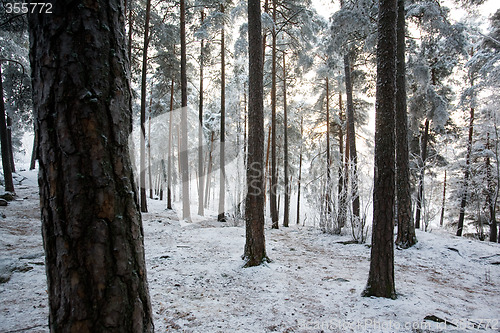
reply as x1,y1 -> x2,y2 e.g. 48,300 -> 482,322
4,3 -> 53,14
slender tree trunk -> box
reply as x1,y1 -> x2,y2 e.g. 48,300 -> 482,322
6,115 -> 15,173
264,125 -> 271,201
440,170 -> 447,227
167,77 -> 174,210
415,118 -> 429,230
180,0 -> 191,221
297,116 -> 303,225
344,54 -> 360,223
128,0 -> 133,69
245,0 -> 268,267
218,4 -> 226,222
338,92 -> 346,229
205,131 -> 215,209
198,10 -> 205,216
139,0 -> 151,212
283,53 -> 289,227
30,125 -> 38,170
486,133 -> 497,242
325,77 -> 332,229
363,0 -> 397,299
457,101 -> 474,236
395,0 -> 416,248
270,0 -> 279,228
28,2 -> 154,330
148,112 -> 153,199
0,65 -> 14,193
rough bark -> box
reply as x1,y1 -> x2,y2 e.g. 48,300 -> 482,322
244,0 -> 268,267
363,0 -> 397,299
270,0 -> 279,229
180,0 -> 191,221
28,1 -> 154,330
218,4 -> 226,222
344,54 -> 360,223
139,0 -> 151,212
0,64 -> 14,193
395,0 -> 416,248
198,10 -> 205,217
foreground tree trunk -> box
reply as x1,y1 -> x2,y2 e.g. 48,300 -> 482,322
0,64 -> 15,193
180,0 -> 191,221
244,0 -> 268,267
395,0 -> 416,248
363,0 -> 397,299
28,1 -> 154,330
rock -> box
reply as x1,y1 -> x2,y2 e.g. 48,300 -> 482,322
0,199 -> 8,206
0,259 -> 33,284
0,192 -> 15,201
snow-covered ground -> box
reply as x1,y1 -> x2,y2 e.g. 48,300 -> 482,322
1,169 -> 499,332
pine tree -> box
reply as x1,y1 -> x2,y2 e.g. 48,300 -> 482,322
363,0 -> 397,299
139,0 -> 152,213
244,0 -> 268,267
28,1 -> 154,330
395,0 -> 416,248
180,0 -> 191,221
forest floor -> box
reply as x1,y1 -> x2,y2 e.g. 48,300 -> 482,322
1,169 -> 500,332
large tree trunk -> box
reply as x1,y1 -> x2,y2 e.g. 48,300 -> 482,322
270,0 -> 279,229
395,0 -> 416,248
180,0 -> 191,221
0,65 -> 14,193
283,53 -> 290,227
139,0 -> 151,212
245,0 -> 268,267
344,54 -> 360,223
198,10 -> 205,217
363,0 -> 397,299
218,4 -> 226,222
415,118 -> 429,230
28,1 -> 154,330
